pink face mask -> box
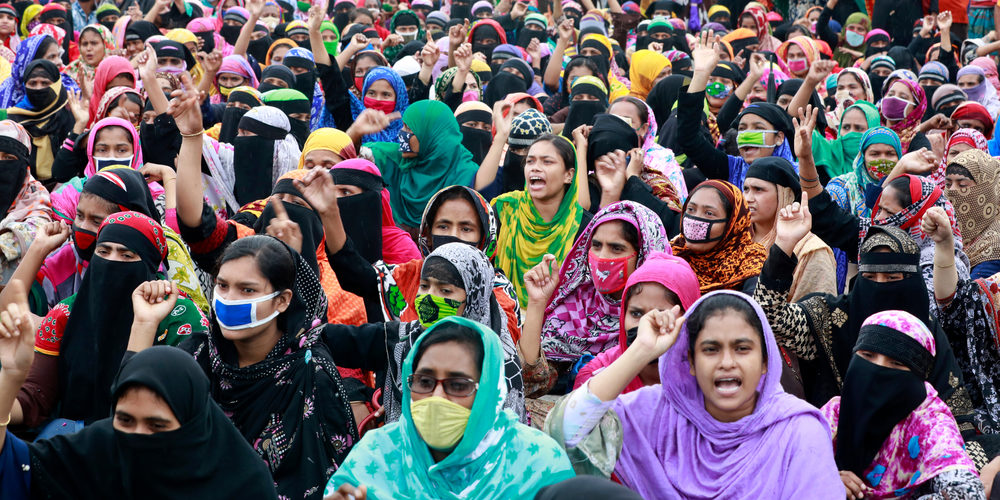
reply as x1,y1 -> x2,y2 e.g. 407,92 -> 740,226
588,251 -> 636,294
787,58 -> 808,73
462,90 -> 479,102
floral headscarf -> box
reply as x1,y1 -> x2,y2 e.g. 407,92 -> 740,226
64,25 -> 116,86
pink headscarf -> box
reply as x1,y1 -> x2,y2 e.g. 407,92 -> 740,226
85,117 -> 144,176
216,55 -> 260,89
89,56 -> 137,127
970,57 -> 1000,93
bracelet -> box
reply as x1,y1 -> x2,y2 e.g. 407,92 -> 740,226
802,182 -> 821,189
180,130 -> 204,138
799,175 -> 819,183
934,262 -> 955,269
0,412 -> 10,427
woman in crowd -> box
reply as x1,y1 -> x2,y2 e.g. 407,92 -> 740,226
0,120 -> 54,284
6,59 -> 74,184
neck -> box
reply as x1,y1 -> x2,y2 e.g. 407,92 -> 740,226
232,324 -> 282,368
751,220 -> 774,244
79,0 -> 94,9
429,448 -> 450,463
531,190 -> 564,222
708,102 -> 722,115
706,391 -> 759,423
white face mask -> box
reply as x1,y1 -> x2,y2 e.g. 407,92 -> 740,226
261,15 -> 280,29
396,29 -> 418,42
93,155 -> 133,170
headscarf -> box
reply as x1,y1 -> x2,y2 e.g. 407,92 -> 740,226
880,79 -> 926,151
611,290 -> 841,498
215,55 -> 259,97
950,101 -> 995,138
434,65 -> 481,103
947,149 -> 1000,268
231,105 -> 299,205
821,311 -> 976,498
828,126 -> 901,219
971,57 -> 1000,93
0,34 -> 76,108
628,50 -> 670,100
88,55 -> 136,127
6,58 -> 73,181
813,100 -> 880,178
540,201 -> 667,360
25,346 -> 278,499
331,158 -> 420,264
931,84 -> 967,114
725,103 -> 797,189
777,36 -> 818,70
262,87 -> 311,148
83,117 -> 142,176
215,85 -> 261,144
837,67 -> 875,103
349,66 -> 409,143
326,316 -> 574,498
265,37 -> 297,65
862,174 -> 962,249
57,212 -> 167,423
367,100 -> 479,228
186,236 -> 357,499
722,28 -> 758,58
297,127 -> 356,168
671,180 -> 767,293
455,100 -> 492,164
957,65 -> 1000,117
64,24 -> 115,85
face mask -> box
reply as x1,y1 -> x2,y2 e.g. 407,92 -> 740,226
431,234 -> 475,251
845,30 -> 864,47
324,40 -> 339,56
100,20 -> 115,31
219,85 -> 235,98
93,155 -> 133,170
880,96 -> 912,120
159,65 -> 185,75
588,251 -> 636,295
835,89 -> 854,108
682,214 -> 727,243
364,95 -> 396,114
706,81 -> 731,99
220,24 -> 242,46
398,128 -> 415,153
839,131 -> 864,159
624,326 -> 639,347
787,58 -> 808,73
25,86 -> 52,109
472,42 -> 495,61
736,129 -> 778,149
195,31 -> 216,53
260,15 -> 280,29
354,76 -> 364,90
72,224 -> 97,261
213,290 -> 282,330
410,396 -> 471,450
396,28 -> 418,42
866,158 -> 896,178
415,292 -> 463,328
938,105 -> 958,118
462,90 -> 479,102
248,36 -> 272,63
258,82 -> 283,93
289,118 -> 309,148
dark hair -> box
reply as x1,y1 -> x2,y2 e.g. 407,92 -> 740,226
108,92 -> 143,116
34,36 -> 58,62
886,176 -> 914,208
529,133 -> 576,175
686,294 -> 767,363
94,125 -> 133,146
946,163 -> 976,181
349,8 -> 372,21
219,236 -> 296,293
413,322 -> 485,377
78,191 -> 119,216
689,184 -> 733,219
624,281 -> 683,312
562,56 -> 602,95
595,219 -> 640,252
613,96 -> 649,126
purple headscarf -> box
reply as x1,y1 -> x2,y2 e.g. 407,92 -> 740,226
610,290 -> 845,499
957,65 -> 988,104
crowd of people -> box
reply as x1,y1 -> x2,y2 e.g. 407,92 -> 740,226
0,0 -> 998,497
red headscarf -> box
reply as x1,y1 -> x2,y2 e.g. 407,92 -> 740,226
950,101 -> 995,138
89,56 -> 137,127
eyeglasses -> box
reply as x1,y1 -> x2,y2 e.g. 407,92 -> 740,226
407,373 -> 479,397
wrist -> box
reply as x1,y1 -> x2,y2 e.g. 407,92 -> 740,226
622,340 -> 660,367
1,364 -> 31,383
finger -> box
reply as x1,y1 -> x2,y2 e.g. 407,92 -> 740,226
270,196 -> 290,220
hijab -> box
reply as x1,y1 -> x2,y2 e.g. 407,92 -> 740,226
27,346 -> 278,500
829,126 -> 901,218
297,127 -> 356,167
326,316 -> 574,499
231,105 -> 299,206
349,66 -> 409,143
970,57 -> 1000,93
671,180 -> 768,292
367,100 -> 479,228
262,87 -> 311,149
822,311 -> 976,498
58,212 -> 168,423
813,100 -> 880,178
64,24 -> 115,85
0,120 -> 32,218
217,86 -> 262,144
957,65 -> 1000,117
84,117 -> 142,176
561,75 -> 608,139
880,79 -> 926,151
611,290 -> 841,498
947,149 -> 1000,268
455,101 -> 492,165
862,174 -> 963,262
88,56 -> 137,127
540,201 -> 667,361
628,50 -> 670,100
418,185 -> 499,259
6,58 -> 73,181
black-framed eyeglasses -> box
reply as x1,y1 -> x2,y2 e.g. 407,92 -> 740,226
407,373 -> 479,397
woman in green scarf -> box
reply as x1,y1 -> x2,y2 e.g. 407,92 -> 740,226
320,21 -> 339,57
811,100 -> 880,178
833,12 -> 870,68
366,100 -> 481,233
323,316 -> 575,500
492,134 -> 588,305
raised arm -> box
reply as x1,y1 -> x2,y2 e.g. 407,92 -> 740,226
308,0 -> 330,67
0,281 -> 37,451
588,307 -> 683,401
518,254 -> 560,366
475,101 -> 513,190
544,20 -> 575,91
294,168 -> 347,254
232,0 -> 264,59
139,46 -> 170,114
572,124 -> 592,211
127,280 -> 179,352
168,73 -> 209,229
793,105 -> 825,199
786,61 -> 834,122
923,206 -> 958,303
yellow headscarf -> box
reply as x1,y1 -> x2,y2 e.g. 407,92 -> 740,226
166,29 -> 204,85
20,4 -> 42,37
629,50 -> 670,99
707,4 -> 730,19
297,128 -> 356,169
580,33 -> 629,101
266,38 -> 298,66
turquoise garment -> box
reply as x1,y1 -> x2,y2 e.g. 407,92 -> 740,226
826,125 -> 902,219
367,100 -> 480,228
325,317 -> 574,499
812,100 -> 880,178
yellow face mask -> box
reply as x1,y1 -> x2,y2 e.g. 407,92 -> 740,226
410,396 -> 471,450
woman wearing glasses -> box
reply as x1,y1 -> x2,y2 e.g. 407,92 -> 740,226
324,316 -> 574,500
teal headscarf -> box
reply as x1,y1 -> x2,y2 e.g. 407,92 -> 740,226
827,125 -> 901,218
811,100 -> 880,178
325,317 -> 575,499
368,100 -> 481,228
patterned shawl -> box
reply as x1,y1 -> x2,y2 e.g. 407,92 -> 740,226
931,128 -> 988,189
64,25 -> 116,87
827,126 -> 901,218
671,180 -> 768,293
348,66 -> 409,143
639,100 -> 685,209
540,201 -> 667,361
821,311 -> 976,499
881,79 -> 926,151
948,149 -> 1000,268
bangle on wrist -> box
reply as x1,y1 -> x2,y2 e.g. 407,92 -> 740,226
180,129 -> 204,138
799,175 -> 819,182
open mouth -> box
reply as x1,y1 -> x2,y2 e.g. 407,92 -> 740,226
714,376 -> 742,395
528,174 -> 546,189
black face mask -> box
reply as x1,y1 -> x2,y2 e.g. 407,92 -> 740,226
100,20 -> 116,31
220,24 -> 242,46
334,11 -> 351,32
938,105 -> 959,118
0,158 -> 27,214
218,106 -> 248,144
255,200 -> 325,272
490,61 -> 504,74
288,118 -> 309,149
450,3 -> 471,21
501,151 -> 526,194
25,86 -> 54,109
868,74 -> 886,100
431,234 -> 474,250
516,28 -> 546,49
921,85 -> 940,104
258,82 -> 284,93
247,36 -> 272,63
291,70 -> 316,101
865,44 -> 888,58
562,100 -> 607,140
194,30 -> 215,53
232,136 -> 278,206
834,355 -> 927,476
586,54 -> 610,76
472,42 -> 496,61
460,125 -> 491,164
635,34 -> 650,51
337,191 -> 383,264
295,38 -> 312,52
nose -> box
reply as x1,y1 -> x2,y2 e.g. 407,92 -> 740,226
432,380 -> 448,399
720,348 -> 736,369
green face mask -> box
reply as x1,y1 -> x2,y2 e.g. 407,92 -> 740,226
297,0 -> 310,12
736,129 -> 778,149
323,40 -> 339,56
416,293 -> 463,328
867,158 -> 897,179
839,131 -> 864,158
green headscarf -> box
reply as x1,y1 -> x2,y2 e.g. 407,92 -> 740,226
811,100 -> 879,178
320,21 -> 340,56
434,66 -> 482,104
325,316 -> 575,499
368,100 -> 481,228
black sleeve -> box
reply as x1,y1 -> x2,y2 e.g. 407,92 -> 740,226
317,61 -> 353,132
408,75 -> 431,105
676,89 -> 731,181
816,7 -> 840,51
620,175 -> 682,238
320,321 -> 400,372
936,43 -> 960,83
49,131 -> 88,183
326,238 -> 381,321
716,93 -> 745,132
906,132 -> 931,153
177,202 -> 239,273
908,36 -> 933,66
437,84 -> 464,112
807,189 -> 861,260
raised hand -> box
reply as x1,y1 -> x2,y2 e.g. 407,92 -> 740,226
307,1 -> 326,31
626,147 -> 644,178
492,101 -> 514,138
127,4 -> 142,20
0,280 -> 36,378
382,33 -> 404,48
526,38 -> 541,63
347,109 -> 401,137
67,89 -> 90,125
293,168 -> 339,218
510,1 -> 528,18
920,14 -> 935,36
594,150 -> 627,197
347,33 -> 369,54
792,104 -> 818,160
131,280 -> 179,326
937,10 -> 952,31
571,124 -> 591,150
775,191 -> 812,256
246,0 -> 265,17
454,42 -> 473,72
137,45 -> 158,77
806,60 -> 835,84
200,49 -> 223,75
631,306 -> 684,362
166,73 -> 204,135
747,52 -> 769,81
418,38 -> 441,68
691,29 -> 720,74
557,18 -> 575,44
895,148 -> 938,176
448,22 -> 467,49
920,206 -> 954,244
29,221 -> 71,257
264,196 -> 304,253
139,163 -> 177,184
523,254 -> 560,306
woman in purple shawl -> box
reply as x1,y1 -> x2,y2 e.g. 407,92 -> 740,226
543,290 -> 844,499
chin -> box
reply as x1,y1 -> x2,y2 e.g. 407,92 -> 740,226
219,325 -> 266,341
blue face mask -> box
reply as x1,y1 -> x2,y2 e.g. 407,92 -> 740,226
398,129 -> 415,153
213,290 -> 281,330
